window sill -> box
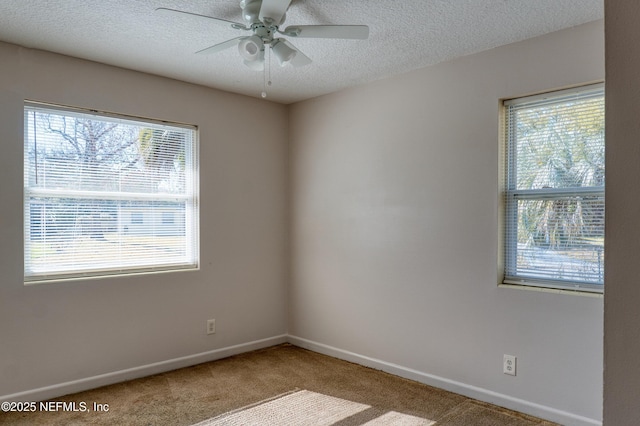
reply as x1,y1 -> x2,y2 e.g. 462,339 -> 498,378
498,283 -> 603,298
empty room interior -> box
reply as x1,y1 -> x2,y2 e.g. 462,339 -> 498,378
1,1 -> 639,425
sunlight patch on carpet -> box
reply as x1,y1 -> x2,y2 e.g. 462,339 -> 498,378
363,410 -> 436,425
193,390 -> 435,426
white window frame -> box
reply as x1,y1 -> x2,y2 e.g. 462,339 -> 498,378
23,101 -> 200,283
502,84 -> 604,293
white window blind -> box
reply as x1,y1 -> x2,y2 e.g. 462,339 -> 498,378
24,102 -> 199,283
503,84 -> 604,292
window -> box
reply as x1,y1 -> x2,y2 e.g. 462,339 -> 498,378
24,102 -> 199,283
503,84 -> 604,293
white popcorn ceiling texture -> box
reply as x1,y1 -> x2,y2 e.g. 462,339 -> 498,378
0,0 -> 603,104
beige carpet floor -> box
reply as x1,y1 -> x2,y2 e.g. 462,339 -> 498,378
0,344 -> 558,425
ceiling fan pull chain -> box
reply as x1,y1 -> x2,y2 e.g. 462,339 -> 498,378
268,46 -> 273,86
262,46 -> 273,98
262,48 -> 268,98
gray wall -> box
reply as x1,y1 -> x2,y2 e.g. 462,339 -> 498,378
0,42 -> 289,397
604,1 -> 640,424
289,21 -> 604,424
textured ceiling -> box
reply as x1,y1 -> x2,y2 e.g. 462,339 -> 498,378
0,0 -> 603,104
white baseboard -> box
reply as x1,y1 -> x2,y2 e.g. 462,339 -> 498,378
1,334 -> 288,403
1,333 -> 601,426
287,335 -> 601,426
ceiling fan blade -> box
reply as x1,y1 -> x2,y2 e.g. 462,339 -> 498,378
155,7 -> 246,30
281,40 -> 312,67
259,0 -> 292,24
282,25 -> 369,40
196,37 -> 245,55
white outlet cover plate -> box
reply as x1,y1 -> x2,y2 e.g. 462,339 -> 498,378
207,319 -> 216,335
503,354 -> 517,376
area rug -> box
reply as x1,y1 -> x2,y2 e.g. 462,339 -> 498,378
193,389 -> 435,426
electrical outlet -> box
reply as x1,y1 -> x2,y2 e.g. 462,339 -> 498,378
503,354 -> 516,376
206,319 -> 216,335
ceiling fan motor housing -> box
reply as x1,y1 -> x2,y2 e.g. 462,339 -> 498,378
241,0 -> 260,24
241,0 -> 286,27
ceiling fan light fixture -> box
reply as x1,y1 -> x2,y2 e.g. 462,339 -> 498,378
271,39 -> 297,66
238,35 -> 264,62
243,57 -> 265,71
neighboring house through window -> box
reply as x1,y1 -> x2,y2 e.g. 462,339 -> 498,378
131,212 -> 144,224
162,211 -> 175,225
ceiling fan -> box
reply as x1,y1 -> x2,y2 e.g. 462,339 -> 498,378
156,0 -> 369,71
